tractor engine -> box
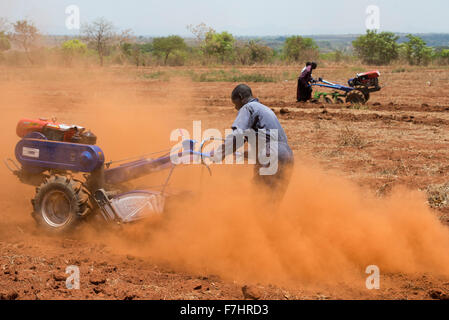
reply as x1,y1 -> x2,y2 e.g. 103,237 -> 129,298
16,118 -> 97,145
348,70 -> 381,91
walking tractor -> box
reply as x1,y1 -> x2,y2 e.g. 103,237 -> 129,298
5,118 -> 212,233
312,70 -> 382,104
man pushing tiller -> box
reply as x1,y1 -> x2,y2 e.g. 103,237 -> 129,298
210,84 -> 294,206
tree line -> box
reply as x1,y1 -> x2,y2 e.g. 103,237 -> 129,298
352,30 -> 449,66
1,18 -> 448,67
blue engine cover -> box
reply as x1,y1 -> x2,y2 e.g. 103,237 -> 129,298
15,138 -> 105,173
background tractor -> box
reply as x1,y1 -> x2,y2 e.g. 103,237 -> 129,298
312,70 -> 382,104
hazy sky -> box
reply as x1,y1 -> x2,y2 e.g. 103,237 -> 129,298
1,0 -> 448,36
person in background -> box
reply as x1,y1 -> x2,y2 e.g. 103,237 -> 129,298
297,62 -> 317,102
301,61 -> 311,74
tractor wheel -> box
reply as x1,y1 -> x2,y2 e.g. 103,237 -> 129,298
354,85 -> 370,102
32,175 -> 92,234
336,97 -> 345,104
323,96 -> 333,104
346,90 -> 366,105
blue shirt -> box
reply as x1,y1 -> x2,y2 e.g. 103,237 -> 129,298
216,98 -> 294,165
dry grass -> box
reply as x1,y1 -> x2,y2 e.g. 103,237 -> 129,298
426,183 -> 449,208
337,127 -> 367,149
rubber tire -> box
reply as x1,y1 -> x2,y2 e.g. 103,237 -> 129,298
324,96 -> 333,104
354,85 -> 370,102
32,175 -> 91,234
346,90 -> 366,105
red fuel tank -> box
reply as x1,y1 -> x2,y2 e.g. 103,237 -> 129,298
16,118 -> 56,138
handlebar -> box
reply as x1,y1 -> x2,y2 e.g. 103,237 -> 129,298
170,139 -> 215,176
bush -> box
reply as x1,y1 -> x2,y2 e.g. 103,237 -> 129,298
119,43 -> 152,66
233,40 -> 274,65
246,40 -> 274,64
283,36 -> 319,62
433,49 -> 449,65
61,39 -> 87,66
166,49 -> 187,66
353,30 -> 399,65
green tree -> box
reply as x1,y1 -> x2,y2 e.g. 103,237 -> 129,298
283,36 -> 319,62
203,31 -> 235,63
402,34 -> 433,66
12,19 -> 39,64
61,39 -> 87,66
152,35 -> 186,65
0,31 -> 10,52
353,30 -> 399,65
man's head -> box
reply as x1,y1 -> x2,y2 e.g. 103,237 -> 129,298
231,84 -> 253,110
306,61 -> 312,67
311,62 -> 317,70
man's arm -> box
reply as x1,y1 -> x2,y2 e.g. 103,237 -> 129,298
211,106 -> 253,162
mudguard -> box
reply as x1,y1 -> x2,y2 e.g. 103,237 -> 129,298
95,189 -> 165,223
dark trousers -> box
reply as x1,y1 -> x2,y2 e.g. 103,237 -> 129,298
253,160 -> 294,210
297,79 -> 312,102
